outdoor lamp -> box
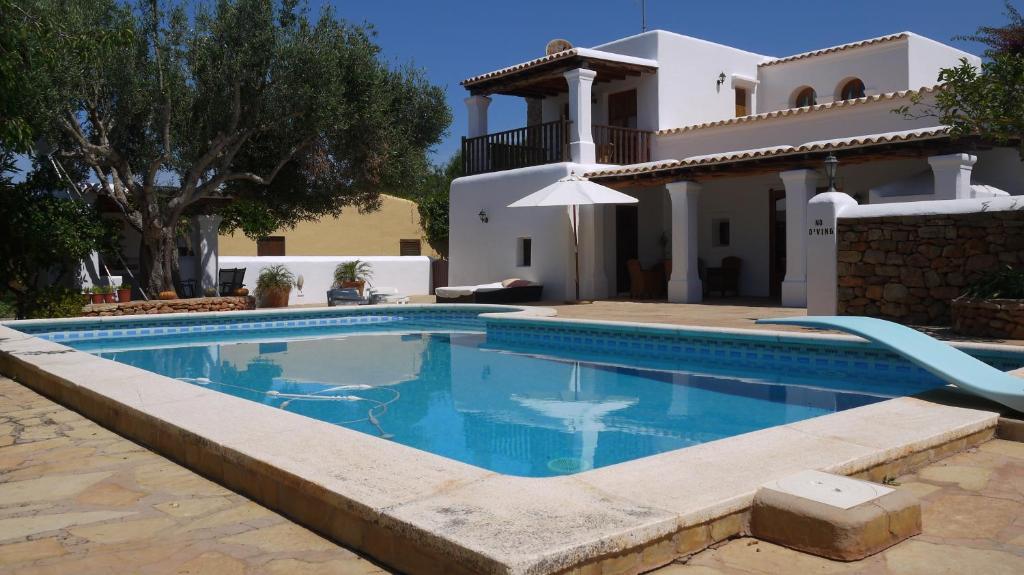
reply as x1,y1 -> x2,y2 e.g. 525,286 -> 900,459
478,209 -> 489,223
824,153 -> 839,192
716,72 -> 726,88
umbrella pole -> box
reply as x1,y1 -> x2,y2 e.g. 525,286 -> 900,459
572,205 -> 580,301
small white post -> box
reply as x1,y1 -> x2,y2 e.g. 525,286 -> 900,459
563,68 -> 597,164
465,95 -> 491,138
928,153 -> 976,200
806,192 -> 858,315
780,169 -> 818,307
666,181 -> 702,303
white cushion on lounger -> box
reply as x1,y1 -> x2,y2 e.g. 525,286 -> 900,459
436,282 -> 504,298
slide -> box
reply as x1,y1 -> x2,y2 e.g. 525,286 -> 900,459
756,316 -> 1024,414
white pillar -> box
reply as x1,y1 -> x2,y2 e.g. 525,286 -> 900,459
806,193 -> 859,315
928,153 -> 976,200
578,204 -> 609,300
196,215 -> 222,296
666,181 -> 702,303
563,68 -> 597,164
465,95 -> 491,138
780,169 -> 818,307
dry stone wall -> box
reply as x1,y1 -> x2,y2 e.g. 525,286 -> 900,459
82,296 -> 255,317
836,209 -> 1024,324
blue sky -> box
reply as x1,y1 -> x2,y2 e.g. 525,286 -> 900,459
315,0 -> 1014,164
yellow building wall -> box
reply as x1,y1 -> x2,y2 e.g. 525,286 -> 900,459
218,194 -> 438,257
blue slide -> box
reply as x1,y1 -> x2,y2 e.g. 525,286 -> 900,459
756,316 -> 1024,414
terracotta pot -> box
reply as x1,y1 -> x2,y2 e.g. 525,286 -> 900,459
158,290 -> 178,300
234,287 -> 249,296
91,293 -> 104,305
260,287 -> 291,308
102,293 -> 116,304
340,280 -> 366,296
117,288 -> 132,303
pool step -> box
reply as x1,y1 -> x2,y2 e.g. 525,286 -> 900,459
750,470 -> 921,561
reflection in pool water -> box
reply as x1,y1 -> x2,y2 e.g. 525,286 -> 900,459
78,332 -> 943,477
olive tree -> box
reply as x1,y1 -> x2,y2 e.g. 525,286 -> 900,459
16,0 -> 450,295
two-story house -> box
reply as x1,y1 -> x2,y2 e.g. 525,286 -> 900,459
449,30 -> 1021,305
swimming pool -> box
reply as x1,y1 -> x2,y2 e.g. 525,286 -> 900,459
19,306 -> 1015,477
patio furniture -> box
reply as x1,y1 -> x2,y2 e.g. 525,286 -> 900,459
704,256 -> 741,297
436,279 -> 543,304
177,279 -> 196,299
219,268 -> 246,296
368,287 -> 409,305
626,259 -> 662,299
327,287 -> 368,306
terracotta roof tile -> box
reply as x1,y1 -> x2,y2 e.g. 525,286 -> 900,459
759,33 -> 910,67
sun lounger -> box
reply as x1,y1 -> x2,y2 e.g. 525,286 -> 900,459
757,315 -> 1024,413
435,279 -> 543,304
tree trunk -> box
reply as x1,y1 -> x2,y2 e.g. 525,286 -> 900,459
140,224 -> 179,297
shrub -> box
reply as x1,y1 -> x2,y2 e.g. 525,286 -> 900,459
25,287 -> 85,319
961,266 -> 1024,299
255,265 -> 295,296
333,260 -> 373,286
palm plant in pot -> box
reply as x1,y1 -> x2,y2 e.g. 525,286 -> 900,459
333,260 -> 373,296
256,265 -> 295,308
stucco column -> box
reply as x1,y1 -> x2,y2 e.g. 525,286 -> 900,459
928,153 -> 976,200
465,95 -> 491,138
196,215 -> 222,295
806,192 -> 859,315
666,181 -> 702,303
578,204 -> 609,300
563,68 -> 597,164
780,169 -> 818,308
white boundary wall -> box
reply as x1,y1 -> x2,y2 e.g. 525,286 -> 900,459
219,256 -> 431,306
807,194 -> 1024,315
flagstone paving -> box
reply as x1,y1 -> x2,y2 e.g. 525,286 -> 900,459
0,377 -> 386,575
1,373 -> 1023,574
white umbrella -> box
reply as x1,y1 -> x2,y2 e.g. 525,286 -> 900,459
509,172 -> 637,301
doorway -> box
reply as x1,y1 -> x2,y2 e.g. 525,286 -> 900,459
768,189 -> 786,299
615,205 -> 639,294
608,89 -> 638,128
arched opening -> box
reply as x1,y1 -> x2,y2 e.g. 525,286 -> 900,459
838,78 -> 866,101
793,86 -> 817,108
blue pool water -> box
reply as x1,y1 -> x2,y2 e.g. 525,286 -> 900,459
58,311 -> 962,477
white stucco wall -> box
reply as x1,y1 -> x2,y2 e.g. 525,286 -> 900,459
697,175 -> 776,297
218,256 -> 431,306
906,34 -> 981,89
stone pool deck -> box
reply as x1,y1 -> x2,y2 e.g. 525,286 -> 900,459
2,374 -> 1022,574
0,377 -> 385,575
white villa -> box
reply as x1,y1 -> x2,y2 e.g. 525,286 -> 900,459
448,30 -> 1024,305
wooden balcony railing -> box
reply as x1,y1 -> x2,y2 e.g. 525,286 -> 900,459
462,120 -> 654,175
462,120 -> 570,176
593,124 -> 652,166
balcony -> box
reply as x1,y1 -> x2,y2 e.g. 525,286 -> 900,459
462,119 -> 653,176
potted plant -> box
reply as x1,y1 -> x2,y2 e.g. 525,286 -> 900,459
333,260 -> 373,296
90,286 -> 104,305
116,283 -> 132,303
101,285 -> 116,304
952,266 -> 1024,339
256,264 -> 295,308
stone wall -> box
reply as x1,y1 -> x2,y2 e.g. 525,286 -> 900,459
82,296 -> 255,317
836,210 -> 1024,324
951,298 -> 1024,339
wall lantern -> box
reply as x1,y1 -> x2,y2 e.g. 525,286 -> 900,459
478,209 -> 489,223
716,72 -> 726,89
824,153 -> 839,192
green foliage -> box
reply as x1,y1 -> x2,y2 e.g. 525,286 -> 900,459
408,152 -> 462,256
0,155 -> 113,318
13,0 -> 451,292
962,266 -> 1024,299
333,260 -> 373,286
255,264 -> 295,295
24,287 -> 85,319
898,3 -> 1024,159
